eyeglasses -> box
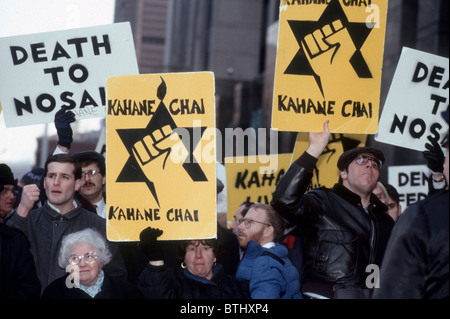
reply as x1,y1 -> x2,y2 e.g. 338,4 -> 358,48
354,155 -> 382,170
81,169 -> 101,180
238,218 -> 271,229
68,251 -> 98,265
0,187 -> 18,198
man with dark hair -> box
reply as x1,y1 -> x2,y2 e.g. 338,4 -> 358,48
72,151 -> 107,218
8,154 -> 127,291
271,120 -> 394,299
383,183 -> 402,222
235,203 -> 302,299
53,108 -> 107,218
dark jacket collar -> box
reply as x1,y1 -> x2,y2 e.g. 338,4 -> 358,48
183,264 -> 224,286
331,183 -> 387,212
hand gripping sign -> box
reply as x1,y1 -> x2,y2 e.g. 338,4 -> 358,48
272,0 -> 388,134
106,72 -> 217,241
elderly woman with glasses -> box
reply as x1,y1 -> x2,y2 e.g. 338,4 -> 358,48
42,228 -> 137,299
137,227 -> 250,299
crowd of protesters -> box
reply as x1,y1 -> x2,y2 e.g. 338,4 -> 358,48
0,109 -> 448,299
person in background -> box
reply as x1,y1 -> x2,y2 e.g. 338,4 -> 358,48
16,167 -> 44,210
42,228 -> 137,299
18,167 -> 44,188
0,163 -> 17,224
278,218 -> 303,283
383,183 -> 402,222
373,110 -> 449,299
229,201 -> 254,259
72,151 -> 107,219
137,227 -> 250,299
229,201 -> 253,237
271,120 -> 394,299
235,203 -> 302,299
372,182 -> 389,206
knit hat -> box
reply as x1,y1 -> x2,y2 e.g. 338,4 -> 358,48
20,167 -> 44,186
0,163 -> 15,186
337,147 -> 385,171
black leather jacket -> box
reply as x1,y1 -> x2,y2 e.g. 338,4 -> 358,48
373,189 -> 449,299
271,152 -> 394,297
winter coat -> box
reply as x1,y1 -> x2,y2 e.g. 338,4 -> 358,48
373,189 -> 449,299
137,263 -> 250,299
271,152 -> 394,298
41,272 -> 138,299
7,200 -> 127,290
0,223 -> 41,299
236,240 -> 303,299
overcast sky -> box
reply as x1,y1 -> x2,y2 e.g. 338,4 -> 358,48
0,0 -> 115,177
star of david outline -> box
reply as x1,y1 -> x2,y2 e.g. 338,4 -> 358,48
115,77 -> 208,207
312,133 -> 362,186
284,0 -> 374,97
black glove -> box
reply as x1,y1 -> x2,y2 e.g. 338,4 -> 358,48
422,136 -> 445,173
139,227 -> 164,261
54,107 -> 76,149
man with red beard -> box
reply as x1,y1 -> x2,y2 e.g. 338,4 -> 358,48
235,203 -> 302,299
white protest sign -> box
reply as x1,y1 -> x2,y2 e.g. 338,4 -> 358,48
388,165 -> 429,209
375,47 -> 449,151
0,22 -> 138,127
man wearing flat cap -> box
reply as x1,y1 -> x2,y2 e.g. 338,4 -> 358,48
271,120 -> 394,299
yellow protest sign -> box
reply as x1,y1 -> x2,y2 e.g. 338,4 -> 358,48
292,132 -> 367,189
272,0 -> 388,133
225,154 -> 292,225
106,72 -> 217,241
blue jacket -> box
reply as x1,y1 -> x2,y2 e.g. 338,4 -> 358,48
236,240 -> 303,299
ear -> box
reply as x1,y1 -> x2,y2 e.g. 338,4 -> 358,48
74,179 -> 82,192
264,224 -> 275,239
340,169 -> 348,181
